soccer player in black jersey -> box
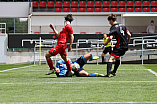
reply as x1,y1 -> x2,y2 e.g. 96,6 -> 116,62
104,14 -> 131,77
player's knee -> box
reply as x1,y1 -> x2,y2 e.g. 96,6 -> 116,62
88,53 -> 92,57
45,52 -> 50,59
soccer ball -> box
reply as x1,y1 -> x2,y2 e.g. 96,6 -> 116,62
72,63 -> 80,71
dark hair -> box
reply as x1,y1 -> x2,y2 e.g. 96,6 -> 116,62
64,14 -> 74,23
151,20 -> 154,23
108,14 -> 117,22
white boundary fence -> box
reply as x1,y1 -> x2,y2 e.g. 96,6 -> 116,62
34,35 -> 157,65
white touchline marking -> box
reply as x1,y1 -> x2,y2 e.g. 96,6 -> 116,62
1,102 -> 157,104
0,65 -> 36,72
147,69 -> 157,76
0,81 -> 157,85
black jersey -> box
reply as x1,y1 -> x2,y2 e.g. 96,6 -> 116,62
109,23 -> 129,49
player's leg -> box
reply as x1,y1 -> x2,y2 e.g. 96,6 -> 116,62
105,55 -> 115,77
78,70 -> 104,77
45,46 -> 59,75
111,57 -> 120,76
61,55 -> 74,76
101,53 -> 105,63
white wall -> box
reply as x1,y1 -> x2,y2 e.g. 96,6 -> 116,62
31,15 -> 121,34
125,17 -> 157,33
0,2 -> 30,18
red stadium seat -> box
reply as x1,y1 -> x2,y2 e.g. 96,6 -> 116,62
79,1 -> 86,7
79,8 -> 86,12
95,1 -> 102,7
40,1 -> 46,7
103,8 -> 109,12
127,1 -> 133,7
32,1 -> 38,7
34,32 -> 40,34
127,8 -> 134,12
95,8 -> 101,12
111,1 -> 117,7
103,1 -> 109,7
135,1 -> 141,7
143,8 -> 150,12
71,8 -> 78,12
119,1 -> 125,7
71,1 -> 78,7
0,1 -> 6,2
143,1 -> 149,7
151,7 -> 157,12
119,8 -> 126,12
55,8 -> 62,12
47,1 -> 54,7
63,8 -> 70,12
55,1 -> 62,7
63,1 -> 70,7
111,8 -> 117,12
80,32 -> 86,34
87,8 -> 93,12
16,1 -> 22,2
87,1 -> 94,7
135,8 -> 142,12
49,32 -> 55,34
151,1 -> 157,6
95,32 -> 102,34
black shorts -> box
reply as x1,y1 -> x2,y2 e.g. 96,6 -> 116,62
103,46 -> 112,54
111,47 -> 128,57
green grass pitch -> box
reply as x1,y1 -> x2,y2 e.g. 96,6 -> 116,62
0,64 -> 157,104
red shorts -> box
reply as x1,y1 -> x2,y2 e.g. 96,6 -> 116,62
49,44 -> 67,57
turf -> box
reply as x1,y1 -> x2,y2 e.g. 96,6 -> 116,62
0,64 -> 156,103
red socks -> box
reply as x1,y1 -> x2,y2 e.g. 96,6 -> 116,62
65,60 -> 72,71
47,58 -> 54,70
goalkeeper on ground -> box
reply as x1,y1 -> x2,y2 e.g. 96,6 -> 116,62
45,53 -> 104,77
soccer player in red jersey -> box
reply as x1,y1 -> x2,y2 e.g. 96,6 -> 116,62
45,14 -> 74,76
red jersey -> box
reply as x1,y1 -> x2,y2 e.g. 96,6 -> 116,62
57,24 -> 73,44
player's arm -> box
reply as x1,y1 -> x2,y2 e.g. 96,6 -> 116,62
68,33 -> 74,52
127,31 -> 131,43
50,24 -> 60,37
104,36 -> 113,46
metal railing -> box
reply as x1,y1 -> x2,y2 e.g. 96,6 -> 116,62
33,35 -> 157,65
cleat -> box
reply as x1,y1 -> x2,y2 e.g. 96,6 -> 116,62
94,73 -> 105,77
69,70 -> 74,77
111,71 -> 116,76
45,69 -> 55,75
104,75 -> 111,78
89,56 -> 99,61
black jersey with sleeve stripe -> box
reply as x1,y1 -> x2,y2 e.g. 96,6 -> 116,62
109,23 -> 128,49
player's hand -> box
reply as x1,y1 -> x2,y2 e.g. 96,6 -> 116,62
50,24 -> 54,29
102,45 -> 104,49
68,46 -> 72,52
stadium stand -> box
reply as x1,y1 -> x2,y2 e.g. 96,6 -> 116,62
47,1 -> 54,7
63,1 -> 70,7
71,1 -> 78,7
71,8 -> 78,12
87,8 -> 94,12
55,1 -> 62,7
63,8 -> 70,12
143,1 -> 150,7
55,8 -> 62,12
143,8 -> 150,12
39,1 -> 46,7
80,32 -> 86,34
87,1 -> 94,7
103,1 -> 109,7
2,0 -> 157,13
95,1 -> 101,7
79,8 -> 85,12
135,8 -> 142,12
111,8 -> 117,12
103,8 -> 109,12
95,8 -> 101,12
119,8 -> 126,12
34,32 -> 40,34
79,1 -> 86,7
